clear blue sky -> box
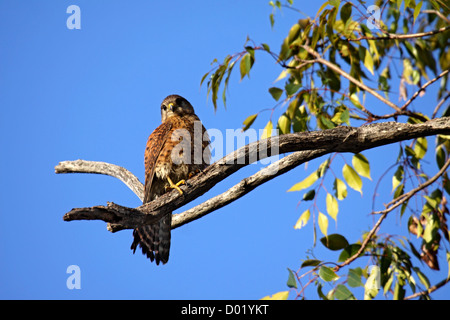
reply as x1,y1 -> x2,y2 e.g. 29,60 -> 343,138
0,0 -> 448,299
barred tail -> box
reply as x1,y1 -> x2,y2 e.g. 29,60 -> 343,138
131,213 -> 172,265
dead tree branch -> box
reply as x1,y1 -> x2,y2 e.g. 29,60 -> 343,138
56,117 -> 450,232
55,160 -> 144,202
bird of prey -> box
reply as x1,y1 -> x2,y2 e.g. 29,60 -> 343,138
131,95 -> 210,264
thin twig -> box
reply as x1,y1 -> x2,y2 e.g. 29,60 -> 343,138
422,10 -> 450,24
401,69 -> 450,110
347,26 -> 450,41
302,45 -> 402,113
432,92 -> 450,119
404,277 -> 450,300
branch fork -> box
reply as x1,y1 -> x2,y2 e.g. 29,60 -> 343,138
56,117 -> 450,233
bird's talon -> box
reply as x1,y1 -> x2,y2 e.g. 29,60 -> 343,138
166,177 -> 185,195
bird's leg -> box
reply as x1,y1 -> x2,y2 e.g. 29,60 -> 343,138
166,176 -> 185,195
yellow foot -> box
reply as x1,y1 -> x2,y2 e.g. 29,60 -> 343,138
166,177 -> 185,195
188,169 -> 201,179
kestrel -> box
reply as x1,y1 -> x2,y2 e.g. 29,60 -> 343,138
131,95 -> 210,265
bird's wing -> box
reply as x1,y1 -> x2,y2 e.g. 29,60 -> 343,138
143,120 -> 173,204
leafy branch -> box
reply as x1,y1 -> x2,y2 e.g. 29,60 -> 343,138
198,0 -> 450,300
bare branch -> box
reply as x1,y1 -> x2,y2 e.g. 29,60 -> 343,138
401,69 -> 450,111
107,149 -> 328,232
404,277 -> 450,300
422,10 -> 450,24
57,117 -> 450,232
432,92 -> 450,119
173,149 -> 326,229
347,25 -> 450,41
55,160 -> 144,201
63,202 -> 164,231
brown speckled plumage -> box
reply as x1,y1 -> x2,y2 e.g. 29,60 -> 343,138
131,95 -> 210,265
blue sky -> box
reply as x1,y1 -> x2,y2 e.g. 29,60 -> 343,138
0,1 -> 448,299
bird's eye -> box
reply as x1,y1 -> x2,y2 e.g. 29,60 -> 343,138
162,105 -> 167,111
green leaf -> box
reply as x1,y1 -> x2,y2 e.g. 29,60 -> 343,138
359,46 -> 374,75
383,272 -> 394,295
349,93 -> 363,110
301,259 -> 321,268
242,114 -> 257,131
347,269 -> 364,288
261,120 -> 273,140
294,209 -> 311,230
200,72 -> 210,87
413,267 -> 430,289
334,284 -> 355,300
352,153 -> 371,180
329,0 -> 340,8
287,171 -> 318,192
364,266 -> 380,300
338,244 -> 362,262
286,268 -> 298,289
318,212 -> 329,236
261,291 -> 289,300
436,145 -> 445,169
326,193 -> 339,221
285,83 -> 302,96
342,164 -> 363,195
392,165 -> 404,192
413,1 -> 423,24
302,189 -> 316,201
287,23 -> 301,44
393,281 -> 405,300
239,53 -> 254,80
320,233 -> 349,251
393,183 -> 404,199
333,178 -> 347,200
318,266 -> 339,282
340,2 -> 352,23
317,158 -> 330,178
262,43 -> 271,52
318,114 -> 335,129
414,137 -> 427,159
277,113 -> 291,135
317,283 -> 328,300
268,87 -> 284,101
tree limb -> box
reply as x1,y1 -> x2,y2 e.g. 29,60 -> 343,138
55,160 -> 144,201
114,149 -> 327,232
56,117 -> 450,232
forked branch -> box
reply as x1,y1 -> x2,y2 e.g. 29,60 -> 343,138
56,117 -> 450,232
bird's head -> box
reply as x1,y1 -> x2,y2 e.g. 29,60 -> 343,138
160,95 -> 195,122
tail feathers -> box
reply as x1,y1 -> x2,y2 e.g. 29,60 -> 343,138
131,213 -> 172,265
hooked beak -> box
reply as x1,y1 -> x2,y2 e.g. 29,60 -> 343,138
168,103 -> 174,112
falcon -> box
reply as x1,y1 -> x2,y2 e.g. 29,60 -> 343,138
131,95 -> 210,264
